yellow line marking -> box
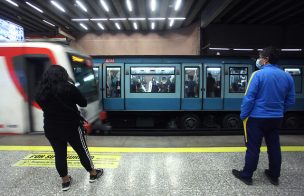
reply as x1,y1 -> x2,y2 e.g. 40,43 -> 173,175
13,152 -> 121,168
1,146 -> 304,152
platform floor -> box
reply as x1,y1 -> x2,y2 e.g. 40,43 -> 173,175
0,135 -> 303,196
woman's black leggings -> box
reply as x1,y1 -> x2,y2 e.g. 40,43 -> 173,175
46,126 -> 94,177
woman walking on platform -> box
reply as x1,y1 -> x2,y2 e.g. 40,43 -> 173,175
36,65 -> 103,191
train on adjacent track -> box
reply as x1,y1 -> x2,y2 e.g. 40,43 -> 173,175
93,56 -> 304,131
0,42 -> 105,134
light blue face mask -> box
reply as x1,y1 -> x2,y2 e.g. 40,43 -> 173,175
256,58 -> 263,69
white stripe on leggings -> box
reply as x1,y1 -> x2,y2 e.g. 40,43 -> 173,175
78,126 -> 94,168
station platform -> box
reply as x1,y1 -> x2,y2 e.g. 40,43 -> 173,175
0,135 -> 303,196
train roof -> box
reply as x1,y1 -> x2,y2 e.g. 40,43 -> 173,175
0,42 -> 90,58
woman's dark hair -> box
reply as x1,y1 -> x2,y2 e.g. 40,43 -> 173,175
36,65 -> 69,102
259,46 -> 280,64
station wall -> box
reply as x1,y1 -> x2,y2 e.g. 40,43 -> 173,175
70,22 -> 200,56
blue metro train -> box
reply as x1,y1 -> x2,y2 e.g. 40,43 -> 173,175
93,56 -> 304,130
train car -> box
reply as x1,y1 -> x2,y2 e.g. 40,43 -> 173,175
0,42 -> 106,134
92,56 -> 304,131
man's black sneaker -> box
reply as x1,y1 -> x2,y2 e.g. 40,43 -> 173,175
232,169 -> 253,185
89,169 -> 104,183
62,176 -> 72,191
265,169 -> 279,186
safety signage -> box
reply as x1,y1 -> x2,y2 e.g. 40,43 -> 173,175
13,152 -> 121,168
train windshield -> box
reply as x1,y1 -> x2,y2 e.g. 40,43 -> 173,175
68,53 -> 98,103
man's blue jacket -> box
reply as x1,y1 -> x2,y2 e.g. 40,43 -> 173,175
240,64 -> 295,120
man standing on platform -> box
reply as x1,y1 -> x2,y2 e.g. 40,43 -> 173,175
232,46 -> 295,185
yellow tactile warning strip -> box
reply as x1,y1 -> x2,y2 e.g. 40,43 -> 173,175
1,146 -> 304,152
13,152 -> 120,168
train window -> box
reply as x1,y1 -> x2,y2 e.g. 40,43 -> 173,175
69,54 -> 98,103
284,68 -> 302,93
229,67 -> 248,93
130,67 -> 175,93
106,67 -> 121,98
184,67 -> 199,98
206,67 -> 221,97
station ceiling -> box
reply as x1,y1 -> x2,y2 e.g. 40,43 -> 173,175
0,0 -> 304,36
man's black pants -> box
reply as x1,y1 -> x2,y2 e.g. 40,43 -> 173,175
242,117 -> 282,179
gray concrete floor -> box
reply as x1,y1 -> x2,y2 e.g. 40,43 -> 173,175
0,135 -> 303,195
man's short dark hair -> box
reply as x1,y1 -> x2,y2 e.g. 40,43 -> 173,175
259,46 -> 280,64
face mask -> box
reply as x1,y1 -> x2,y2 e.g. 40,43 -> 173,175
256,58 -> 263,69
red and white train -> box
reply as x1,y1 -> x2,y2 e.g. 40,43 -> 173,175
0,42 -> 106,134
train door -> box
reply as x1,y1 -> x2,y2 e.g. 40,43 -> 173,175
203,64 -> 224,110
281,65 -> 303,111
181,64 -> 202,110
223,64 -> 252,110
13,55 -> 51,132
102,63 -> 124,110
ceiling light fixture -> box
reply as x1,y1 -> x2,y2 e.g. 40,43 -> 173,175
76,0 -> 87,12
109,18 -> 127,21
80,23 -> 88,30
115,22 -> 121,30
209,48 -> 230,51
5,0 -> 18,7
100,0 -> 109,12
151,22 -> 155,30
90,18 -> 108,21
26,2 -> 43,13
128,18 -> 146,21
126,0 -> 132,12
169,19 -> 174,27
97,23 -> 105,30
281,49 -> 302,51
133,22 -> 138,30
72,18 -> 89,21
174,0 -> 182,11
148,18 -> 165,21
51,1 -> 65,12
233,48 -> 254,51
150,0 -> 156,12
168,17 -> 186,20
43,20 -> 55,26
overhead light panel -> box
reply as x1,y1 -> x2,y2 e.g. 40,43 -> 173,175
100,0 -> 109,12
109,18 -> 127,21
5,0 -> 18,7
168,17 -> 186,20
281,49 -> 302,51
51,1 -> 65,12
133,22 -> 138,30
151,22 -> 155,30
72,18 -> 89,21
233,48 -> 254,51
209,48 -> 230,51
169,19 -> 174,27
26,2 -> 43,13
115,23 -> 121,30
76,0 -> 87,12
128,18 -> 146,21
97,23 -> 105,30
126,0 -> 132,12
43,20 -> 55,27
91,18 -> 108,21
148,18 -> 165,21
150,0 -> 156,12
80,23 -> 88,30
174,0 -> 182,11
